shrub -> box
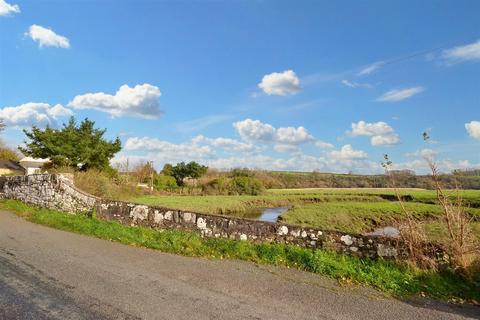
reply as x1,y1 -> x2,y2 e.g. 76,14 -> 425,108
154,174 -> 178,191
231,176 -> 264,195
230,168 -> 255,178
202,177 -> 231,194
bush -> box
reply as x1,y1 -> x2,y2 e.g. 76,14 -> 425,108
200,175 -> 264,195
202,177 -> 231,194
231,176 -> 264,195
230,168 -> 255,178
154,174 -> 178,191
74,169 -> 142,200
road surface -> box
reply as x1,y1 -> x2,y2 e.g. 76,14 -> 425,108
0,210 -> 478,320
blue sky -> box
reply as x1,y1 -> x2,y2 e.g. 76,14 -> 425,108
1,0 -> 479,173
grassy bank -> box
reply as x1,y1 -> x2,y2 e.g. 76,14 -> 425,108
1,199 -> 479,303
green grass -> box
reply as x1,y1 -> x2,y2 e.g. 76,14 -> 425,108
281,202 -> 480,234
1,199 -> 479,303
424,222 -> 480,242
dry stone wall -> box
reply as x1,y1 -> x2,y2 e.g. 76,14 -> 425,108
0,174 -> 97,214
96,200 -> 403,259
0,174 -> 403,259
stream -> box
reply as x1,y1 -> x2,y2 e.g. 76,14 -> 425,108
242,206 -> 290,222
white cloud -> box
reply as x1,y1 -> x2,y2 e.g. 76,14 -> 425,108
328,144 -> 367,160
124,137 -> 214,160
358,61 -> 384,76
274,144 -> 299,153
276,126 -> 314,144
350,121 -> 394,136
371,134 -> 400,146
465,121 -> 480,140
233,118 -> 315,147
25,25 -> 70,48
0,102 -> 73,127
394,159 -> 477,175
68,83 -> 162,119
349,121 -> 400,146
192,135 -> 256,153
376,87 -> 424,102
233,119 -> 276,142
0,0 -> 19,15
258,70 -> 301,96
406,148 -> 438,159
442,40 -> 480,63
341,80 -> 372,88
315,140 -> 334,149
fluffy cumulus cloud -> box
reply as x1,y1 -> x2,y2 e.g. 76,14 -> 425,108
0,102 -> 73,127
233,119 -> 319,153
276,126 -> 314,144
68,83 -> 162,119
465,121 -> 480,140
370,134 -> 400,146
442,40 -> 480,63
25,25 -> 70,48
124,137 -> 214,160
349,121 -> 400,146
233,119 -> 276,142
191,135 -> 256,153
258,70 -> 301,96
0,0 -> 19,16
376,87 -> 424,102
328,144 -> 368,160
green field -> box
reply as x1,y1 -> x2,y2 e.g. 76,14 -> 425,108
132,188 -> 480,241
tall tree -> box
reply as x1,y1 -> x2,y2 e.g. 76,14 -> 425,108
170,161 -> 208,185
19,117 -> 121,170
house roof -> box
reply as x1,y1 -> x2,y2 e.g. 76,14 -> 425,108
0,159 -> 25,171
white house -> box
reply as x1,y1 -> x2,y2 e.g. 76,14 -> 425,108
19,157 -> 51,175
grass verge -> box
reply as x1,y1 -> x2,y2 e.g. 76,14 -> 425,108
1,199 -> 479,304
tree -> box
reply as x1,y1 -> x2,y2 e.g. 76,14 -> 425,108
133,161 -> 155,183
19,117 -> 121,171
161,163 -> 174,176
170,161 -> 208,185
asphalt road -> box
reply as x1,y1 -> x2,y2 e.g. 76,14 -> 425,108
0,211 -> 478,320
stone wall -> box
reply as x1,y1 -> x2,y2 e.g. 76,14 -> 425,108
0,174 -> 98,214
96,200 -> 402,259
0,174 -> 403,259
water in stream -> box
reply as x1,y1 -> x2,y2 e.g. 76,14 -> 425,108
242,207 -> 290,222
